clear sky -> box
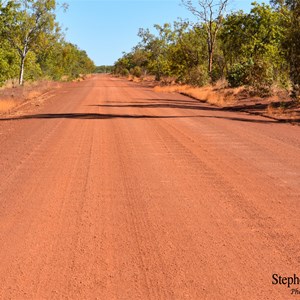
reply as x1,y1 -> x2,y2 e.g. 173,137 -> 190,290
56,0 -> 263,66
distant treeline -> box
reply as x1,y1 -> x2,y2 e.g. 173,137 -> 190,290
114,0 -> 300,98
0,0 -> 95,86
94,65 -> 114,73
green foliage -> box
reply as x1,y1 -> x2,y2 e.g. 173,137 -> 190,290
227,62 -> 251,88
168,22 -> 208,82
131,66 -> 142,78
114,21 -> 209,85
137,24 -> 175,80
94,65 -> 113,73
24,51 -> 42,80
120,68 -> 130,77
275,0 -> 300,97
221,2 -> 289,92
185,65 -> 209,86
0,40 -> 19,84
113,0 -> 298,96
114,52 -> 135,76
0,0 -> 59,84
0,0 -> 94,86
182,0 -> 229,80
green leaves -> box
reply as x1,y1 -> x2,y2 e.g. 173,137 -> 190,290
115,21 -> 210,85
0,40 -> 19,85
0,0 -> 94,86
114,0 -> 297,93
221,3 -> 288,90
276,0 -> 300,97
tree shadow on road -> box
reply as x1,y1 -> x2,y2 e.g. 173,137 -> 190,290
86,97 -> 299,123
0,112 -> 288,124
87,102 -> 222,112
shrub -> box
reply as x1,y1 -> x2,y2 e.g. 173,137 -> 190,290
185,65 -> 209,87
291,84 -> 300,99
120,68 -> 130,77
227,59 -> 274,96
131,66 -> 142,78
227,61 -> 252,87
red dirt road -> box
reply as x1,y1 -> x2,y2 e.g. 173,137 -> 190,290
0,75 -> 299,299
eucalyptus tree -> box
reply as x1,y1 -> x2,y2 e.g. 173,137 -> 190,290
137,24 -> 175,81
182,0 -> 229,81
0,0 -> 63,85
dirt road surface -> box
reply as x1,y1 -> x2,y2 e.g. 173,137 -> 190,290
0,75 -> 299,299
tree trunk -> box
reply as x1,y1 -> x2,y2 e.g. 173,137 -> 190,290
19,55 -> 25,85
208,51 -> 213,73
208,48 -> 214,82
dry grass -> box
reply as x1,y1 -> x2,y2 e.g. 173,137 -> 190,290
0,80 -> 61,114
0,79 -> 19,90
128,75 -> 142,83
154,84 -> 243,106
141,75 -> 156,82
131,76 -> 299,122
267,104 -> 285,116
266,100 -> 300,121
73,77 -> 84,82
72,74 -> 93,82
0,99 -> 19,113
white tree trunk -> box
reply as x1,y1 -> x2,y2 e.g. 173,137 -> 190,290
19,55 -> 25,85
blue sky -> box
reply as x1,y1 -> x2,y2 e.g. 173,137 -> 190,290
56,0 -> 263,66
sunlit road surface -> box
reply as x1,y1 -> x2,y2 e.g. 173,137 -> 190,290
0,75 -> 299,299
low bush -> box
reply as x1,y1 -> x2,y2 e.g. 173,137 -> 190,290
130,66 -> 142,78
120,68 -> 130,77
185,65 -> 209,87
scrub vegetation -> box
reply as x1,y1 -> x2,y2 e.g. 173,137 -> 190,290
114,0 -> 300,100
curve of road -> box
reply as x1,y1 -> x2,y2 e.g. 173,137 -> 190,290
0,75 -> 299,299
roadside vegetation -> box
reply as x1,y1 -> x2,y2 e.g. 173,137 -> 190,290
94,65 -> 114,74
114,0 -> 300,103
0,0 -> 95,87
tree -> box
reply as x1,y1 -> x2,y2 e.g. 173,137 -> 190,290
94,66 -> 114,74
137,24 -> 174,80
221,3 -> 287,89
272,0 -> 300,97
0,0 -> 63,85
114,21 -> 212,86
289,1 -> 300,97
167,21 -> 209,84
0,39 -> 19,85
182,0 -> 229,81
